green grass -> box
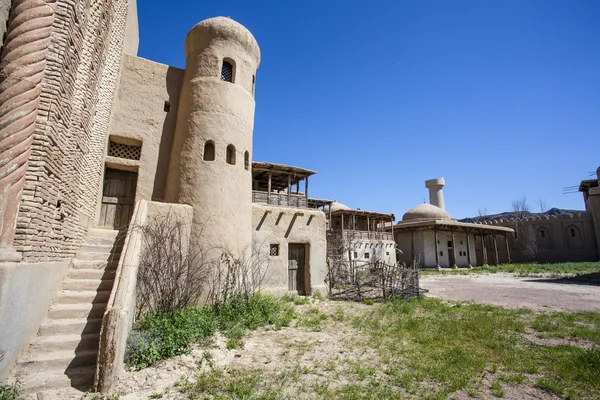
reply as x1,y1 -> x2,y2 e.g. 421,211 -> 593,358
421,261 -> 600,277
0,381 -> 21,400
350,297 -> 600,399
126,293 -> 295,369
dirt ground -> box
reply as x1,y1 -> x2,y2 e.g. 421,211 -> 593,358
420,273 -> 600,312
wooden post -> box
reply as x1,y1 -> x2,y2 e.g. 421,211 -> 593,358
267,171 -> 272,204
493,235 -> 499,265
287,174 -> 291,206
341,213 -> 344,234
305,176 -> 309,203
451,230 -> 458,269
328,202 -> 332,231
367,215 -> 370,239
390,217 -> 394,240
352,213 -> 356,230
482,234 -> 488,265
434,228 -> 440,268
466,231 -> 472,267
410,230 -> 415,262
504,234 -> 511,263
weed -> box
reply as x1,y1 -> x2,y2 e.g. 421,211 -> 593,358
490,379 -> 504,397
297,307 -> 328,331
0,381 -> 21,400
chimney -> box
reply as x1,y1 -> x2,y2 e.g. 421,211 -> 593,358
425,178 -> 446,210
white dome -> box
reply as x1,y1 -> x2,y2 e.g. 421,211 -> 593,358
402,203 -> 451,221
325,201 -> 351,213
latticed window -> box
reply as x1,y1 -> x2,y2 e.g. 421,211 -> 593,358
221,60 -> 233,82
108,140 -> 141,161
270,244 -> 279,256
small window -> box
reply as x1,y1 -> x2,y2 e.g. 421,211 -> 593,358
353,251 -> 358,258
252,74 -> 255,95
221,59 -> 234,82
270,244 -> 279,256
386,252 -> 389,256
447,241 -> 452,248
108,140 -> 141,161
364,252 -> 370,259
460,241 -> 463,245
226,145 -> 236,165
440,251 -> 443,256
164,101 -> 170,112
244,151 -> 249,170
540,230 -> 546,238
203,141 -> 215,161
571,229 -> 576,237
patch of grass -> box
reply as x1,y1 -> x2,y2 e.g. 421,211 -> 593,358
127,293 -> 295,369
282,293 -> 310,305
296,306 -> 328,331
531,311 -> 600,342
422,261 -> 600,277
490,379 -> 504,397
0,381 -> 22,400
353,297 -> 600,399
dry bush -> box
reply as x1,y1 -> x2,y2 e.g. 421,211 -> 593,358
135,211 -> 210,317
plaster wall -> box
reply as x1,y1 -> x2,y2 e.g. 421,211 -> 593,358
0,261 -> 69,379
585,191 -> 600,255
252,204 -> 327,295
349,239 -> 396,265
107,55 -> 184,203
0,0 -> 10,53
166,18 -> 260,260
123,0 -> 139,56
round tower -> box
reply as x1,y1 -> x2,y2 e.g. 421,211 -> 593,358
425,178 -> 446,210
166,17 -> 260,260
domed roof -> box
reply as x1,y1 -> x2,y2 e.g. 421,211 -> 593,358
325,201 -> 351,213
185,17 -> 260,64
402,203 -> 451,221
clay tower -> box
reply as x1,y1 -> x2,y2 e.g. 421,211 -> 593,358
166,17 -> 260,260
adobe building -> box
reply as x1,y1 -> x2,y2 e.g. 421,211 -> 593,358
392,178 -> 514,268
0,3 -> 329,394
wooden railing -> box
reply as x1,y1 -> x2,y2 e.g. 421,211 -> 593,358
342,230 -> 393,241
252,190 -> 308,208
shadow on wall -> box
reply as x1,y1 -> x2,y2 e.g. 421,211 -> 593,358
152,66 -> 184,201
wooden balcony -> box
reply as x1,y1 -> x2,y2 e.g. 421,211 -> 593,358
342,230 -> 393,241
252,190 -> 308,208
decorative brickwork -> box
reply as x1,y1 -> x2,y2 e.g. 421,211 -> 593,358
11,0 -> 129,261
0,0 -> 54,249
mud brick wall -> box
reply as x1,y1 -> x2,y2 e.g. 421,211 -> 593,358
12,0 -> 129,261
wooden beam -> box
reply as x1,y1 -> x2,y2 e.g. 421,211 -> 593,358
482,234 -> 488,265
287,174 -> 291,206
305,176 -> 309,202
504,234 -> 511,263
493,235 -> 499,265
466,231 -> 472,267
451,230 -> 457,269
434,228 -> 439,268
267,171 -> 272,204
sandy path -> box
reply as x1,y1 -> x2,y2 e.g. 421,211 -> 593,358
421,273 -> 600,312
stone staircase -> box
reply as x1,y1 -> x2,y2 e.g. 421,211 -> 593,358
14,228 -> 124,395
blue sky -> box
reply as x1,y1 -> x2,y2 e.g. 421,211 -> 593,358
137,0 -> 599,219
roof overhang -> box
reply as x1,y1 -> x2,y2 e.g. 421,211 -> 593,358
390,219 -> 514,234
252,161 -> 316,192
331,209 -> 395,220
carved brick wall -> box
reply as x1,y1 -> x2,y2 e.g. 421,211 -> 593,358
12,0 -> 128,261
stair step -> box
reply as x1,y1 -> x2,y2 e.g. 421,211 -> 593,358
76,251 -> 121,262
39,318 -> 103,336
67,268 -> 116,280
18,349 -> 98,375
62,278 -> 114,292
47,303 -> 106,320
78,243 -> 123,254
86,228 -> 120,240
18,365 -> 95,394
72,259 -> 118,270
30,334 -> 100,353
56,290 -> 111,304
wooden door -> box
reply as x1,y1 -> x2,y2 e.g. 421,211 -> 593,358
99,168 -> 137,229
288,244 -> 306,294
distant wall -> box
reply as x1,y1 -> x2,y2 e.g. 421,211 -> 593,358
0,261 -> 69,379
474,217 -> 598,263
107,55 -> 184,202
252,204 -> 327,295
123,0 -> 139,56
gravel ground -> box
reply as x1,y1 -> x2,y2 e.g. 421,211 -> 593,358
421,272 -> 600,312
